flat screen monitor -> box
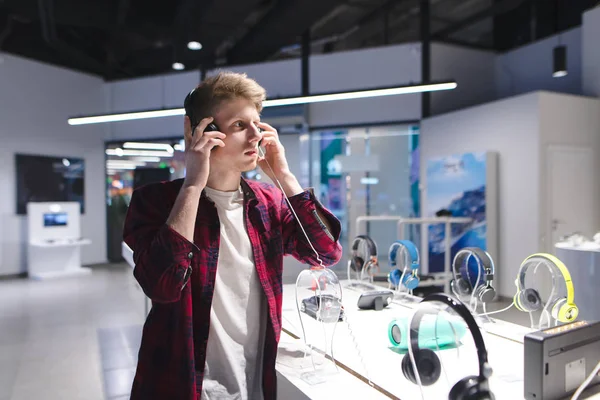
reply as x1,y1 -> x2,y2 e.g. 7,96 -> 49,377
15,154 -> 85,215
43,212 -> 68,227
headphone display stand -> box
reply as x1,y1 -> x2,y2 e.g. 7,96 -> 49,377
513,253 -> 579,331
387,241 -> 424,307
292,267 -> 343,385
355,215 -> 473,293
345,235 -> 379,293
404,294 -> 496,400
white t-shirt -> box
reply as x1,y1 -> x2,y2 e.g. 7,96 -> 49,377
201,186 -> 267,400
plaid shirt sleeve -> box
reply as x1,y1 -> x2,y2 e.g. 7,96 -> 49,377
281,188 -> 343,267
123,185 -> 198,303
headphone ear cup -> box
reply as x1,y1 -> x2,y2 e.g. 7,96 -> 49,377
477,286 -> 496,303
513,292 -> 525,312
520,288 -> 542,312
388,269 -> 401,287
401,349 -> 441,386
449,376 -> 495,400
351,257 -> 364,272
402,274 -> 420,290
456,278 -> 472,295
552,298 -> 579,322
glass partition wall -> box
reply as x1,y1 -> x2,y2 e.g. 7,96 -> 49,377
106,124 -> 420,276
308,124 -> 420,275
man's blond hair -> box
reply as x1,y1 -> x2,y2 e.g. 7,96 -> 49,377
190,71 -> 267,119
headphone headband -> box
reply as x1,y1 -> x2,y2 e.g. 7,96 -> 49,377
517,253 -> 575,306
388,240 -> 420,269
351,235 -> 378,258
409,293 -> 490,380
452,247 -> 495,283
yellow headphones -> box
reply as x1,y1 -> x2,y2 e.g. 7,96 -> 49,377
514,253 -> 578,323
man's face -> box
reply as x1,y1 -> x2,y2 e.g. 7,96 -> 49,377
209,97 -> 263,173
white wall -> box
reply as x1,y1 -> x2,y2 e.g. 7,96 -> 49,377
431,43 -> 497,115
420,93 -> 541,297
537,91 -> 600,247
308,44 -> 422,126
582,6 -> 600,97
495,27 -> 582,100
0,52 -> 107,275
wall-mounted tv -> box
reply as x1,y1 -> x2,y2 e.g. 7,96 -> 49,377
15,154 -> 85,215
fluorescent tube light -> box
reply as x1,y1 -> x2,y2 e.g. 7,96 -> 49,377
106,160 -> 146,167
107,165 -> 137,170
68,81 -> 457,125
262,82 -> 457,107
70,109 -> 185,125
131,156 -> 162,162
105,149 -> 174,157
123,142 -> 174,153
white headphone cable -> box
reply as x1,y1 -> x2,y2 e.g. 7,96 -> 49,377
259,146 -> 374,386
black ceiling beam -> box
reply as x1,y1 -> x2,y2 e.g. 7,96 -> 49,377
353,0 -> 402,28
330,0 -> 410,51
226,0 -> 344,65
431,0 -> 526,39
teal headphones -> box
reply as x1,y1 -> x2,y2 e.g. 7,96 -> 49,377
388,240 -> 420,290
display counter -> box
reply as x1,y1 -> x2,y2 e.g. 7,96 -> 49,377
280,281 -> 600,400
120,242 -> 600,399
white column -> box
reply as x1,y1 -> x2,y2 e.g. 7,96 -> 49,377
582,6 -> 600,97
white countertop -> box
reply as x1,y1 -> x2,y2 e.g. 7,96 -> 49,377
278,280 -> 600,400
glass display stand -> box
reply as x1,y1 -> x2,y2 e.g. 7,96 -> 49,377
293,267 -> 343,384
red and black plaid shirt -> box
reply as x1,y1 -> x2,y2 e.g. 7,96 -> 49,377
123,177 -> 342,400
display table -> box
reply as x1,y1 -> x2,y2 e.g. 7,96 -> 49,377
119,241 -> 600,399
555,243 -> 600,323
28,238 -> 92,279
281,281 -> 600,400
27,202 -> 91,280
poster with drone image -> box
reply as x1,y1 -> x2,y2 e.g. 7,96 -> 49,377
423,151 -> 498,278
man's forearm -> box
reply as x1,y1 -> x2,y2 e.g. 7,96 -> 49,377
278,173 -> 334,236
166,185 -> 203,242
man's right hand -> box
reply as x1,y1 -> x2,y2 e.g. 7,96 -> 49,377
182,116 -> 226,189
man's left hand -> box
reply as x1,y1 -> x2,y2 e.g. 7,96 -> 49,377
257,122 -> 291,181
257,122 -> 303,197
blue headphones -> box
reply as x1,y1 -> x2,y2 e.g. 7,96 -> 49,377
388,240 -> 420,290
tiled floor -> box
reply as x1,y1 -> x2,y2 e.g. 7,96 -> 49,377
0,262 -> 547,400
0,263 -> 146,400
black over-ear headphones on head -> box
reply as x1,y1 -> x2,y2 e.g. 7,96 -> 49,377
349,235 -> 378,273
401,293 -> 495,400
451,247 -> 496,303
184,88 -> 219,135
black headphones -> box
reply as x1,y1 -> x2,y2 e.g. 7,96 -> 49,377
349,235 -> 378,273
184,88 -> 219,135
401,293 -> 495,400
450,247 -> 496,303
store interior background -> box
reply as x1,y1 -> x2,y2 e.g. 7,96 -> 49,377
1,2 -> 600,399
3,6 -> 600,296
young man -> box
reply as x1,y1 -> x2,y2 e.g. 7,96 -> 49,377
123,71 -> 342,400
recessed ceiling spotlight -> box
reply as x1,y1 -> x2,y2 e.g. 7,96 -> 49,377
187,41 -> 203,50
172,62 -> 185,70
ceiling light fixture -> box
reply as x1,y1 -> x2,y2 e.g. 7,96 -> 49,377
123,142 -> 174,153
187,41 -> 203,50
553,45 -> 568,78
172,62 -> 185,71
68,81 -> 457,125
105,149 -> 174,157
